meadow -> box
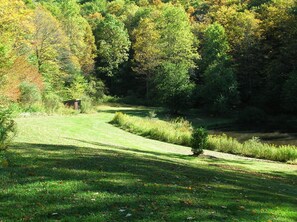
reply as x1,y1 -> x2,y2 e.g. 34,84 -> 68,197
0,105 -> 296,221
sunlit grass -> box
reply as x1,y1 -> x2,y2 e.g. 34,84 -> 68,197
0,107 -> 296,221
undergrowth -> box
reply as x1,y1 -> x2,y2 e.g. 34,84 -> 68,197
111,112 -> 192,146
111,112 -> 297,163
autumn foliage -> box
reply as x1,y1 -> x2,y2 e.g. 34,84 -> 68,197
1,57 -> 43,102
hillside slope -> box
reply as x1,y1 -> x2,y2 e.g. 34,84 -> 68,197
0,107 -> 296,221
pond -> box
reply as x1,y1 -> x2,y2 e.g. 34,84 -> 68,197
210,129 -> 297,146
190,115 -> 297,146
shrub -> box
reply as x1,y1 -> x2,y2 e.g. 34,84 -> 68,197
19,81 -> 42,106
0,107 -> 16,150
148,110 -> 156,119
0,152 -> 9,168
171,117 -> 193,132
23,103 -> 45,113
153,62 -> 194,114
112,112 -> 125,125
87,78 -> 106,102
43,92 -> 63,114
67,74 -> 88,100
101,95 -> 120,103
56,105 -> 80,115
191,128 -> 208,156
80,95 -> 93,113
8,103 -> 23,115
0,95 -> 11,107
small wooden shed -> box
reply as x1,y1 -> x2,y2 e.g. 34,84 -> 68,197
63,99 -> 81,110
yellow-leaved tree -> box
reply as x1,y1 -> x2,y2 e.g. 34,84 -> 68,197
132,17 -> 162,99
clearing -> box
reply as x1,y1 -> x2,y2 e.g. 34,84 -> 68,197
0,105 -> 296,221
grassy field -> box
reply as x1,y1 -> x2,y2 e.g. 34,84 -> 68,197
0,105 -> 297,221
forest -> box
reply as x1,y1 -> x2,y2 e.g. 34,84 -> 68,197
1,1 -> 297,221
0,0 -> 297,116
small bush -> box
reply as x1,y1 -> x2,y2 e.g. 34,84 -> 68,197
0,107 -> 16,150
148,110 -> 157,119
67,74 -> 88,100
191,128 -> 208,156
154,62 -> 194,113
87,78 -> 106,102
43,92 -> 63,114
80,95 -> 93,113
171,117 -> 193,132
23,103 -> 45,113
56,106 -> 80,115
19,81 -> 42,106
8,103 -> 23,115
0,152 -> 9,168
0,96 -> 11,107
99,95 -> 120,103
112,112 -> 125,125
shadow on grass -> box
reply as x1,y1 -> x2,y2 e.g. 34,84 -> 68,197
66,138 -> 257,166
1,143 -> 297,221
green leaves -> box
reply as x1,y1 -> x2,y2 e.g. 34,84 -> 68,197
131,3 -> 198,104
157,3 -> 199,69
191,127 -> 208,156
94,14 -> 131,77
203,22 -> 230,66
132,17 -> 162,76
200,23 -> 239,113
154,62 -> 194,113
0,107 -> 16,150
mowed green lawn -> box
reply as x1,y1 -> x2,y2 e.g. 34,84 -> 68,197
1,106 -> 297,222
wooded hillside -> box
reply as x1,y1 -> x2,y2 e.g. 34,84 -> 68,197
1,0 -> 296,115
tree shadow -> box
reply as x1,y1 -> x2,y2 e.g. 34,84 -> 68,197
1,143 -> 296,221
65,138 -> 268,166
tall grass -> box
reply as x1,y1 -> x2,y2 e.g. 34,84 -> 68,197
111,112 -> 297,163
111,112 -> 192,146
208,135 -> 297,163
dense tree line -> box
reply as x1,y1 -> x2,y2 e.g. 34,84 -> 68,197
0,0 -> 296,115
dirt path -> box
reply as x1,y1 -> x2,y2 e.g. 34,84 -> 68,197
203,149 -> 275,162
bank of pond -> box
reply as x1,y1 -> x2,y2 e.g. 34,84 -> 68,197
111,112 -> 297,164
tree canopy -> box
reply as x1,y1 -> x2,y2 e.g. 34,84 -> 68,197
0,0 -> 296,114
